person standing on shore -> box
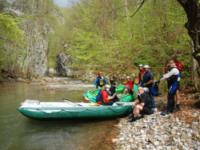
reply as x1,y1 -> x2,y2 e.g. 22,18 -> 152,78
172,55 -> 183,111
141,65 -> 156,110
158,60 -> 180,115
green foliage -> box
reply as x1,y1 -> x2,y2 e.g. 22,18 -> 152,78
0,13 -> 25,71
49,0 -> 191,79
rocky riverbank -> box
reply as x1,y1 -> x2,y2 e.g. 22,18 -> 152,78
113,93 -> 200,150
113,112 -> 200,150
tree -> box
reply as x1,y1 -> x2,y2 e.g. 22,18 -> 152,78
0,13 -> 24,75
177,0 -> 200,90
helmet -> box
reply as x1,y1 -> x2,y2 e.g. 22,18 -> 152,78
139,64 -> 143,67
104,84 -> 111,89
144,65 -> 150,69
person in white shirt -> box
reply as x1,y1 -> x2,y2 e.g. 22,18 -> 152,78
158,60 -> 180,115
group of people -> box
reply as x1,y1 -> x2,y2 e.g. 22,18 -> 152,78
94,55 -> 183,122
94,73 -> 133,105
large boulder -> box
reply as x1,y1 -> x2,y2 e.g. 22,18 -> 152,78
56,52 -> 71,76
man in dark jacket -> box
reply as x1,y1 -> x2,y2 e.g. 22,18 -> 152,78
128,87 -> 154,122
141,65 -> 156,110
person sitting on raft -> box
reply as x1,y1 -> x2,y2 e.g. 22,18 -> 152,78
125,76 -> 134,92
128,87 -> 154,122
96,84 -> 117,105
109,76 -> 117,96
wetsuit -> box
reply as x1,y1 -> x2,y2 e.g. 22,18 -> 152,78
161,67 -> 180,112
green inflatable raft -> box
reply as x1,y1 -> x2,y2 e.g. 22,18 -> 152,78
18,100 -> 133,119
83,85 -> 137,103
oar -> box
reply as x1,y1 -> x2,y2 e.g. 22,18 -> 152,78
63,98 -> 74,103
63,98 -> 83,106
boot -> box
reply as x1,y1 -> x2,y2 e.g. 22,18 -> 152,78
176,104 -> 181,111
128,114 -> 136,122
173,104 -> 181,112
128,113 -> 133,119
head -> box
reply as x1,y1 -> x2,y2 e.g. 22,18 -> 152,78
97,72 -> 102,77
110,79 -> 116,86
144,65 -> 150,71
169,60 -> 176,68
138,64 -> 143,70
104,84 -> 111,92
123,86 -> 130,94
126,76 -> 131,81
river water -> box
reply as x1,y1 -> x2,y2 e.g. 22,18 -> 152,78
0,81 -> 116,150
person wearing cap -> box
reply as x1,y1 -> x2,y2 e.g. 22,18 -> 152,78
141,65 -> 156,110
128,87 -> 154,122
96,84 -> 117,105
158,60 -> 180,115
141,65 -> 154,88
138,64 -> 145,84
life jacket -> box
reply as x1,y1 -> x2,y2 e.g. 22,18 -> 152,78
96,90 -> 111,104
96,90 -> 108,104
168,67 -> 179,95
99,78 -> 104,86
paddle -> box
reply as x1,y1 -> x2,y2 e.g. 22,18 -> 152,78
63,98 -> 75,103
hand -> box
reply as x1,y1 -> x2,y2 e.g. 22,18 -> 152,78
155,80 -> 160,84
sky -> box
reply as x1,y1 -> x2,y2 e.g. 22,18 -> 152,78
53,0 -> 78,7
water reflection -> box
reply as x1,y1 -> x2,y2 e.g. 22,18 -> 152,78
0,82 -> 116,150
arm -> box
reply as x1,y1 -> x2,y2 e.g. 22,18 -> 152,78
144,79 -> 154,86
95,78 -> 99,88
132,99 -> 140,105
160,68 -> 179,81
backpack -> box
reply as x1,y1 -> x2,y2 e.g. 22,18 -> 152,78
176,61 -> 183,72
150,82 -> 159,96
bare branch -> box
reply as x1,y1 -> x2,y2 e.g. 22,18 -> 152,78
130,0 -> 146,18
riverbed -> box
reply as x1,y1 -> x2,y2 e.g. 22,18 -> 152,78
0,80 -> 116,150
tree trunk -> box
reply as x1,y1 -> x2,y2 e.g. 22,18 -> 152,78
177,0 -> 200,91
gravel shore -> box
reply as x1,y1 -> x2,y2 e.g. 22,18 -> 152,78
113,112 -> 200,150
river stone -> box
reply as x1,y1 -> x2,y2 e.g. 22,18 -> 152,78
114,112 -> 200,150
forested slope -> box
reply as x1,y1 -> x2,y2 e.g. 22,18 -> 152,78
49,0 -> 191,76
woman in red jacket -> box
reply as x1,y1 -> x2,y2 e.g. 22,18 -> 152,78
97,85 -> 117,105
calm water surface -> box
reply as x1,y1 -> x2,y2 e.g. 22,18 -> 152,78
0,82 -> 116,150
